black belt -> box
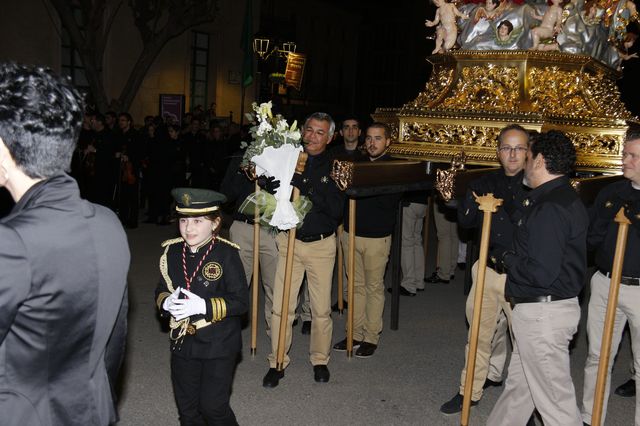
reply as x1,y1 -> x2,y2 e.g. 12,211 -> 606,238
601,270 -> 640,286
509,295 -> 574,306
235,217 -> 255,225
296,232 -> 334,243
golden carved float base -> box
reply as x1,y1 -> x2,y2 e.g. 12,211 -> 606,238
373,51 -> 638,174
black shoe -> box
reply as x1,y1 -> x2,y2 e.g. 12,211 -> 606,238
440,393 -> 478,415
331,300 -> 348,312
614,378 -> 636,397
301,321 -> 311,335
425,272 -> 450,284
387,287 -> 416,297
292,318 -> 299,327
333,338 -> 362,352
355,342 -> 377,358
313,365 -> 330,383
262,368 -> 284,388
483,378 -> 503,389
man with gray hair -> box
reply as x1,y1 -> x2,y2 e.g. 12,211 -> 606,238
263,112 -> 345,387
0,63 -> 129,426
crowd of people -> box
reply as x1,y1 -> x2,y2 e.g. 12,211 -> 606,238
67,108 -> 246,229
2,62 -> 640,426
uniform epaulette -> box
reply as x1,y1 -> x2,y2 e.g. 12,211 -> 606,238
216,236 -> 240,250
161,237 -> 184,248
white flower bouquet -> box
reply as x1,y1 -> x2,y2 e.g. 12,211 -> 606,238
239,101 -> 311,230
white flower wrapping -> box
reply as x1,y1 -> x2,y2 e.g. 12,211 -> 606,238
252,145 -> 303,230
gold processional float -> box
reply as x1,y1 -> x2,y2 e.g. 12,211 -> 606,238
328,0 -> 639,336
331,0 -> 640,201
332,2 -> 639,424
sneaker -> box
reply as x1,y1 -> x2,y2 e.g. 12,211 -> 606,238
425,272 -> 450,284
614,378 -> 636,397
440,393 -> 478,415
483,378 -> 503,389
333,338 -> 362,352
355,342 -> 377,358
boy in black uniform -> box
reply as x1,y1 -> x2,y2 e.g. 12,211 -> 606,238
155,188 -> 249,426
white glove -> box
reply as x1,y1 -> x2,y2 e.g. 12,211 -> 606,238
168,289 -> 206,321
162,287 -> 181,311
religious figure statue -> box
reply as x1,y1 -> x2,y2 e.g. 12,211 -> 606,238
426,0 -> 470,54
530,0 -> 565,49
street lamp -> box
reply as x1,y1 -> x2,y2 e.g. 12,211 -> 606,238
253,38 -> 296,60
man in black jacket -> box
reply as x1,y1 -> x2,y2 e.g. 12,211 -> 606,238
263,112 -> 345,387
0,63 -> 129,426
581,127 -> 640,426
440,124 -> 530,414
487,130 -> 588,426
333,122 -> 401,358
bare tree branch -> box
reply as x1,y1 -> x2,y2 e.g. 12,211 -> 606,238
49,0 -> 219,112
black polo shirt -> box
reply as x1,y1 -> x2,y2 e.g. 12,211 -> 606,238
503,176 -> 589,299
589,179 -> 640,277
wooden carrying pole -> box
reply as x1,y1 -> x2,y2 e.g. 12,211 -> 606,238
337,224 -> 345,314
423,195 -> 432,266
276,153 -> 308,370
461,193 -> 503,426
591,208 -> 631,426
250,181 -> 260,355
346,199 -> 356,357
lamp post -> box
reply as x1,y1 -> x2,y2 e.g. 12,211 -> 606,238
252,37 -> 296,101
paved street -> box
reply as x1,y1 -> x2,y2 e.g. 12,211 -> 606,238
116,222 -> 635,425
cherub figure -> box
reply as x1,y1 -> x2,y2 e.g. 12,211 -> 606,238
530,0 -> 565,50
426,0 -> 470,54
475,0 -> 509,23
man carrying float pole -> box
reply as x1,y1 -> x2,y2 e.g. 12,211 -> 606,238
487,131 -> 588,426
440,124 -> 530,415
332,122 -> 402,358
582,127 -> 640,426
262,112 -> 345,387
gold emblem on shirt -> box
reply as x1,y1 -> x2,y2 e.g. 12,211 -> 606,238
523,199 -> 530,207
605,201 -> 613,208
321,176 -> 328,184
202,262 -> 222,281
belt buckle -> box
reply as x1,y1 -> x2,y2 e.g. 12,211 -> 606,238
187,325 -> 196,335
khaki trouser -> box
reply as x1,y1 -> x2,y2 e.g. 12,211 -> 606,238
341,231 -> 392,345
267,233 -> 335,368
487,298 -> 582,426
459,261 -> 512,401
229,220 -> 278,334
400,203 -> 427,293
433,201 -> 458,280
582,270 -> 640,426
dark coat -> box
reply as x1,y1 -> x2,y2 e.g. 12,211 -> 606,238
155,237 -> 249,359
0,174 -> 130,426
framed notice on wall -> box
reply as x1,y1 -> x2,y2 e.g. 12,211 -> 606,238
159,94 -> 185,125
284,53 -> 306,91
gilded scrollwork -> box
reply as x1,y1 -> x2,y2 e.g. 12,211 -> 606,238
406,66 -> 455,109
528,67 -> 633,119
528,67 -> 590,117
330,159 -> 354,191
438,66 -> 519,112
402,122 -> 503,148
435,152 -> 467,202
563,131 -> 623,155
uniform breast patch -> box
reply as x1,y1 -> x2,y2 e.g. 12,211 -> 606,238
202,262 -> 223,281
